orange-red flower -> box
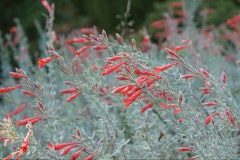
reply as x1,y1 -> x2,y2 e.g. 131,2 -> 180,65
165,48 -> 180,58
173,44 -> 189,52
50,142 -> 77,150
60,88 -> 78,94
83,155 -> 94,160
3,128 -> 32,160
181,74 -> 199,79
101,62 -> 126,76
41,0 -> 54,13
202,99 -> 218,107
141,103 -> 153,113
92,45 -> 108,51
153,62 -> 177,74
66,92 -> 81,103
65,37 -> 89,43
0,85 -> 21,94
226,110 -> 235,126
17,116 -> 43,126
5,102 -> 29,118
9,72 -> 27,79
200,87 -> 214,94
75,45 -> 91,55
21,90 -> 37,97
200,68 -> 210,78
80,28 -> 94,34
204,112 -> 219,125
71,148 -> 86,160
60,144 -> 78,156
221,71 -> 227,84
38,55 -> 58,68
123,90 -> 142,108
116,33 -> 124,44
177,147 -> 193,152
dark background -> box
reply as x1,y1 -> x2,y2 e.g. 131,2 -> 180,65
1,0 -> 240,35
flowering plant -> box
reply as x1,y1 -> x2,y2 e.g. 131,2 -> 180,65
0,1 -> 240,159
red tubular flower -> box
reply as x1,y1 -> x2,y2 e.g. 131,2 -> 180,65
38,55 -> 58,68
66,92 -> 81,103
9,27 -> 17,33
0,85 -> 21,94
146,76 -> 162,87
52,142 -> 77,150
202,99 -> 218,107
106,56 -> 124,61
200,87 -> 214,94
71,148 -> 86,160
41,0 -> 52,13
165,48 -> 180,58
189,156 -> 200,160
90,35 -> 100,42
111,85 -> 128,94
60,88 -> 78,94
9,72 -> 27,79
92,45 -> 108,51
64,81 -> 76,86
226,110 -> 235,126
173,107 -> 181,115
80,28 -> 94,34
123,86 -> 140,96
123,90 -> 142,108
134,69 -> 156,76
181,74 -> 199,79
20,129 -> 32,153
141,103 -> 153,113
17,116 -> 43,126
178,91 -> 183,105
200,68 -> 210,78
60,144 -> 78,156
83,155 -> 94,160
115,75 -> 130,81
116,33 -> 124,44
21,90 -> 37,97
173,45 -> 189,52
204,112 -> 219,125
170,2 -> 182,8
75,45 -> 91,56
5,102 -> 29,118
131,38 -> 137,51
221,71 -> 227,84
142,35 -> 150,44
121,85 -> 136,95
177,147 -> 193,152
153,62 -> 177,74
65,37 -> 89,43
101,61 -> 126,76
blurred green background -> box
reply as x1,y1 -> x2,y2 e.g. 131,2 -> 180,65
0,0 -> 239,37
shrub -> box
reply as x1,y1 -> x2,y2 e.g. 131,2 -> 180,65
0,0 -> 240,159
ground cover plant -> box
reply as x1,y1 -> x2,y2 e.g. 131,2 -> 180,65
0,0 -> 240,159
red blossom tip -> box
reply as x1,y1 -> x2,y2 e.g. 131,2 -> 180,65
177,147 -> 193,152
141,103 -> 153,113
165,48 -> 180,58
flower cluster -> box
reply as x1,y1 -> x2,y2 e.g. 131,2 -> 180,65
0,0 -> 240,160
